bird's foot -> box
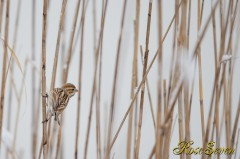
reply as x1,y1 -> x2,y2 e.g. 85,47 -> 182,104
41,92 -> 48,98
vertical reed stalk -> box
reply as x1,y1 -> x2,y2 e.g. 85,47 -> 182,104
233,129 -> 240,159
156,0 -> 163,158
0,0 -> 10,151
164,2 -> 181,159
75,0 -> 85,158
0,0 -> 4,31
50,0 -> 67,90
6,0 -> 22,157
104,0 -> 128,158
140,46 -> 156,129
133,96 -> 138,159
35,78 -> 42,159
103,102 -> 109,156
41,0 -> 48,158
126,0 -> 140,158
84,1 -> 108,158
197,0 -> 205,146
31,0 -> 37,158
45,0 -> 67,157
12,60 -> 28,159
179,0 -> 191,156
96,1 -> 102,158
56,0 -> 81,158
92,0 -> 97,58
211,1 -> 218,77
171,3 -> 183,159
135,1 -> 152,158
48,4 -> 67,159
231,97 -> 240,149
62,0 -> 81,83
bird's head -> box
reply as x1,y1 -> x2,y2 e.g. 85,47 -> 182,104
62,83 -> 78,97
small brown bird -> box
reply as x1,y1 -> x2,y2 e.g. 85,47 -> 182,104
42,83 -> 78,125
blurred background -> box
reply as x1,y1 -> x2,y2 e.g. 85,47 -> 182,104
0,0 -> 240,158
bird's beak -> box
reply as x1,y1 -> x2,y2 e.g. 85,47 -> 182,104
75,89 -> 78,92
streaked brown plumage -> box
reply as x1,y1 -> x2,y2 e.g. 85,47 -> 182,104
43,83 -> 78,125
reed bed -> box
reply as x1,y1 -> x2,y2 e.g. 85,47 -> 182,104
0,0 -> 239,159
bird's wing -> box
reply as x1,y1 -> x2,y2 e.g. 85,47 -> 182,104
49,88 -> 63,111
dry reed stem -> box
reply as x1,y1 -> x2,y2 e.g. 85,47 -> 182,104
187,0 -> 191,49
179,1 -> 191,158
217,5 -> 238,148
12,60 -> 28,159
48,5 -> 67,159
156,0 -> 163,158
135,1 -> 152,159
197,0 -> 206,147
0,0 -> 4,31
202,67 -> 223,158
126,0 -> 140,158
233,129 -> 240,159
103,102 -> 109,156
35,78 -> 42,159
174,29 -> 184,159
167,0 -> 181,107
162,79 -> 172,159
171,1 -> 183,159
41,0 -> 48,158
177,88 -> 183,159
5,0 -> 22,157
218,0 -> 239,152
57,21 -> 67,158
223,0 -> 233,149
75,0 -> 85,158
133,97 -> 138,159
44,0 -> 67,157
210,1 -> 219,155
231,97 -> 240,149
55,120 -> 61,158
10,78 -> 18,100
50,0 -> 67,91
188,58 -> 197,119
62,0 -> 81,83
84,1 -> 108,158
149,114 -> 178,159
207,63 -> 227,159
140,46 -> 156,129
226,2 -> 239,152
211,1 -> 218,79
149,79 -> 184,159
192,0 -> 219,60
72,0 -> 90,56
92,0 -> 97,59
95,1 -> 103,158
96,70 -> 102,159
31,0 -> 37,158
104,0 -> 128,158
109,5 -> 179,150
205,1 -> 232,154
0,0 -> 10,151
55,0 -> 81,158
38,139 -> 43,159
162,2 -> 182,159
223,69 -> 229,148
226,0 -> 239,54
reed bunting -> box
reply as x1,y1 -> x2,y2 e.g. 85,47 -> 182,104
42,83 -> 78,125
